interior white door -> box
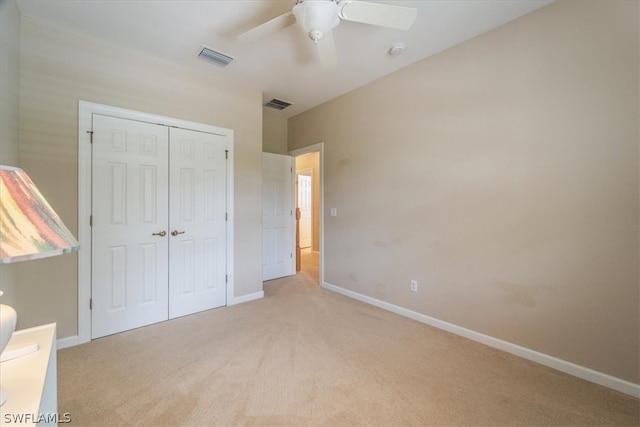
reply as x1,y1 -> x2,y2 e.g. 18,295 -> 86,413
262,152 -> 294,281
168,127 -> 227,318
91,114 -> 169,339
297,174 -> 312,249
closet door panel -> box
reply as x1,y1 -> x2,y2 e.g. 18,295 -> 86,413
91,115 -> 169,339
169,127 -> 227,318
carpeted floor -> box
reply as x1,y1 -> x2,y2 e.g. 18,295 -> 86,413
58,268 -> 639,426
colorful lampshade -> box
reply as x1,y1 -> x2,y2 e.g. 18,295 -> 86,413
0,165 -> 79,263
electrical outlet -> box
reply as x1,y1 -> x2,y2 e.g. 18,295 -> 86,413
410,280 -> 418,292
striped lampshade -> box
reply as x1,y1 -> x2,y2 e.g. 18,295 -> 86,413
0,165 -> 79,263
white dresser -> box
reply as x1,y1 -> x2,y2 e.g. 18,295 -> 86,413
0,324 -> 58,426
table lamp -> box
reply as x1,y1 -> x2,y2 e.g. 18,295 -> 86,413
0,165 -> 80,406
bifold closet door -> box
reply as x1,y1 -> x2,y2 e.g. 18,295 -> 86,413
91,115 -> 170,339
91,116 -> 228,338
168,127 -> 227,318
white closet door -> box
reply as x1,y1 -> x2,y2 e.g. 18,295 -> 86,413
262,153 -> 294,281
168,128 -> 227,318
91,115 -> 169,339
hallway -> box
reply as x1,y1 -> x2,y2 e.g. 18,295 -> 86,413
299,247 -> 319,284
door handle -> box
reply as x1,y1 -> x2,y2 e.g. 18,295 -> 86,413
152,231 -> 167,237
171,230 -> 186,236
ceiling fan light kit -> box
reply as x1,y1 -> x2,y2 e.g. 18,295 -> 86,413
293,0 -> 340,42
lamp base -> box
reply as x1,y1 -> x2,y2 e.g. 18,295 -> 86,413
0,302 -> 39,363
0,303 -> 17,355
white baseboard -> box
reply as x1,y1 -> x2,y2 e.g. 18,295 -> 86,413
228,291 -> 264,306
322,281 -> 640,398
57,335 -> 79,350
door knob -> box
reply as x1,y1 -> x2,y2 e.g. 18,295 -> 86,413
171,230 -> 186,236
152,231 -> 167,237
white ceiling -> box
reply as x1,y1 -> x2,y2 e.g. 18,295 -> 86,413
15,0 -> 553,118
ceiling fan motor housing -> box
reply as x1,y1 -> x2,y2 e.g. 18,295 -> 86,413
293,0 -> 340,42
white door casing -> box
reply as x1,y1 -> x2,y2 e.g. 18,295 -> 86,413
91,114 -> 170,338
262,152 -> 295,281
297,173 -> 312,249
169,127 -> 227,318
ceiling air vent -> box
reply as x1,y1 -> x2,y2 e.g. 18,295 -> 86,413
196,46 -> 234,67
265,98 -> 293,110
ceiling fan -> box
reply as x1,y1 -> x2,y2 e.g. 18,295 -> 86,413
238,0 -> 418,69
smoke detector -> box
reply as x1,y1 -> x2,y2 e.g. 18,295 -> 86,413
388,42 -> 406,56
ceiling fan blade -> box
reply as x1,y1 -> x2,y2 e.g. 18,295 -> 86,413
237,12 -> 296,42
338,1 -> 417,30
317,31 -> 338,69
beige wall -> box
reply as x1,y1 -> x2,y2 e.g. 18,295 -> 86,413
16,16 -> 264,338
0,0 -> 21,309
289,0 -> 639,384
263,108 -> 288,154
295,152 -> 320,252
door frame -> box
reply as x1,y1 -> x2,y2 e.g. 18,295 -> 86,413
295,168 -> 313,250
77,101 -> 235,344
289,143 -> 324,286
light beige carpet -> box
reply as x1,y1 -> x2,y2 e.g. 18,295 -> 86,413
299,248 -> 318,283
58,271 -> 639,426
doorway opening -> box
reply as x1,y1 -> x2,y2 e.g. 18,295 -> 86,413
290,144 -> 324,286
